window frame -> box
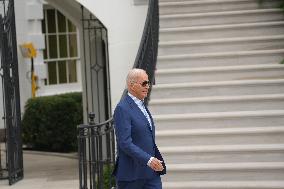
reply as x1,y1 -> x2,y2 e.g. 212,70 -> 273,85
43,7 -> 79,86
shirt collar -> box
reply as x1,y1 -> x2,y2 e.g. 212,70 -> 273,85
128,92 -> 144,106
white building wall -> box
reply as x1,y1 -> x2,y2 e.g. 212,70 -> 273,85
14,0 -> 44,112
0,0 -> 44,129
0,0 -> 147,129
76,0 -> 148,110
11,0 -> 83,109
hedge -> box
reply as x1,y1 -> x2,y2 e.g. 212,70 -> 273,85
22,92 -> 83,152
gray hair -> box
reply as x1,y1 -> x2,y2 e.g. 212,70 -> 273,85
126,68 -> 146,85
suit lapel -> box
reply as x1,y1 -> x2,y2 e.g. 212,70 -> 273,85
126,95 -> 150,124
125,95 -> 153,132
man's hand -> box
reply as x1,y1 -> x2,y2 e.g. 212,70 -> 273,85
149,157 -> 164,172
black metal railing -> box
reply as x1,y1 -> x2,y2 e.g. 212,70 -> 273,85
78,0 -> 159,188
78,113 -> 115,189
122,0 -> 159,105
133,0 -> 159,92
0,0 -> 23,185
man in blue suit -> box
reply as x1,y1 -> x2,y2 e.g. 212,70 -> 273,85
113,68 -> 166,189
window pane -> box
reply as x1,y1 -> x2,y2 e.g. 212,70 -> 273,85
48,35 -> 58,59
43,8 -> 79,86
42,17 -> 46,33
48,61 -> 57,85
58,61 -> 67,84
57,11 -> 66,33
68,20 -> 76,32
59,35 -> 67,58
43,35 -> 47,59
68,60 -> 77,83
47,9 -> 56,33
69,34 -> 77,57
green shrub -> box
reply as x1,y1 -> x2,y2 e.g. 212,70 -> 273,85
22,92 -> 83,152
103,165 -> 116,188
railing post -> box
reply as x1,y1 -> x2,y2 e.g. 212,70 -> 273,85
88,112 -> 104,189
78,126 -> 87,189
97,123 -> 103,189
88,112 -> 96,189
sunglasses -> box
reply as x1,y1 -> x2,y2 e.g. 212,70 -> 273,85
138,80 -> 151,87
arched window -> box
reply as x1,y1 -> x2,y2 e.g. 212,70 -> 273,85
42,8 -> 78,85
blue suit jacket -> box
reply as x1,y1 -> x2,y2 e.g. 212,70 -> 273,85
113,95 -> 166,181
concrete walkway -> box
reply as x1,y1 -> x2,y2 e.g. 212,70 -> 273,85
0,150 -> 79,189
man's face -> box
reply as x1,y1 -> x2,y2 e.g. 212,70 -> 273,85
131,72 -> 150,100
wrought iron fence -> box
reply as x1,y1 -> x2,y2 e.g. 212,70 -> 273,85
0,0 -> 23,185
78,113 -> 116,189
78,0 -> 159,188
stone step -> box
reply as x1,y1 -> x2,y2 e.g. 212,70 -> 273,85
163,162 -> 284,182
150,94 -> 284,114
159,0 -> 263,1
163,181 -> 284,189
159,0 -> 281,15
155,0 -> 284,186
160,21 -> 284,41
160,9 -> 284,28
155,64 -> 284,84
151,79 -> 284,99
153,110 -> 284,130
160,144 -> 284,164
159,35 -> 284,55
157,49 -> 284,69
156,126 -> 284,146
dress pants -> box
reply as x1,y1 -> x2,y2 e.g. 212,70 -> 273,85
117,175 -> 162,189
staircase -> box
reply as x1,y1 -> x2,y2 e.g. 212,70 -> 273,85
149,0 -> 284,188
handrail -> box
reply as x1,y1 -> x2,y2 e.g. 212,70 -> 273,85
78,118 -> 113,129
78,0 -> 159,188
121,0 -> 159,104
